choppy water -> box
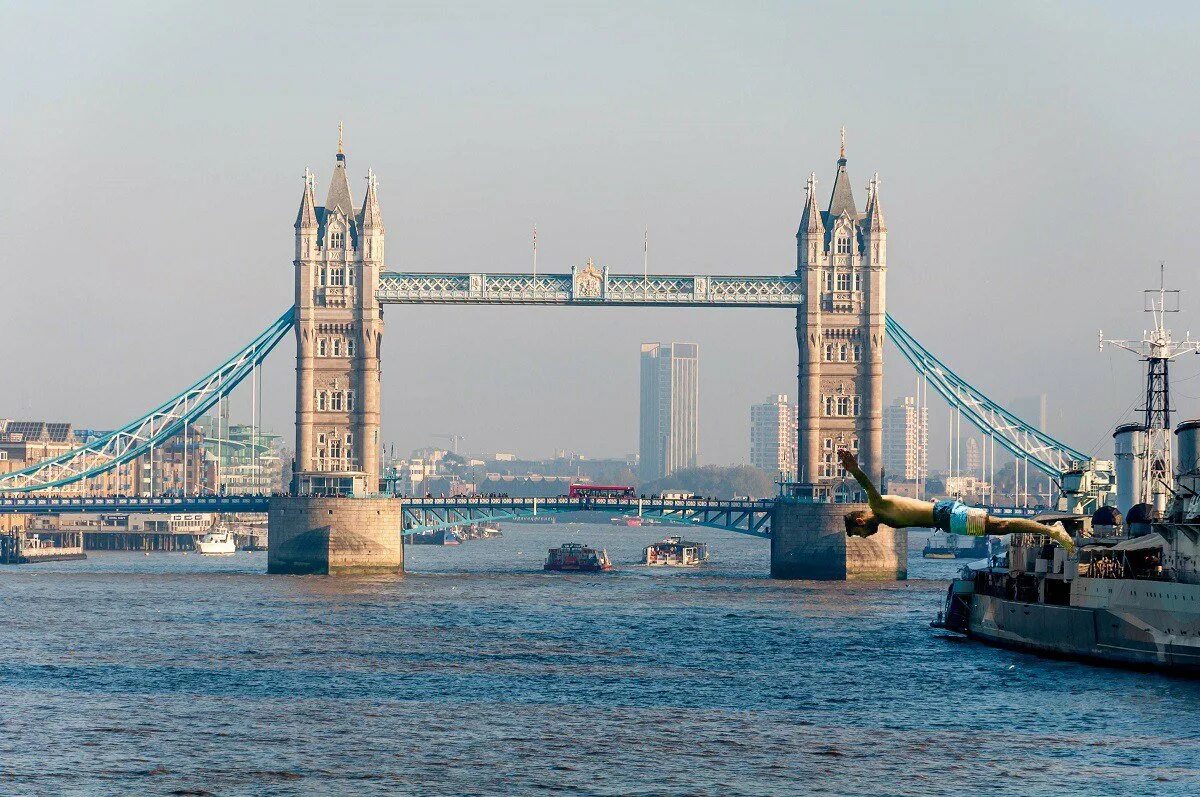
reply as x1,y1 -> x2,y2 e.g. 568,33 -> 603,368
2,522 -> 1199,796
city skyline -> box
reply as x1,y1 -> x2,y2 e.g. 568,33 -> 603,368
5,4 -> 1200,467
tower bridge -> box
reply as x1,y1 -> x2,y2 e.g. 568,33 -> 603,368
0,134 -> 1088,578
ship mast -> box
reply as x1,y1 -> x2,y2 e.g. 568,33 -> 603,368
1100,266 -> 1200,512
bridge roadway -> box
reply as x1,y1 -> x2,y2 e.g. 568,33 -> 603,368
0,494 -> 779,537
0,493 -> 1044,539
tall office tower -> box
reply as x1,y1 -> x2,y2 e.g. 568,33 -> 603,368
750,395 -> 798,476
639,342 -> 699,481
882,396 -> 928,482
795,134 -> 886,487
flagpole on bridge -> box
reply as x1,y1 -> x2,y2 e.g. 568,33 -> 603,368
643,227 -> 649,295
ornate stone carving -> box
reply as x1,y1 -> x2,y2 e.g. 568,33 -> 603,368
573,259 -> 604,299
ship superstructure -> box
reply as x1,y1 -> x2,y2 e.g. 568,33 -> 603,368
939,272 -> 1200,672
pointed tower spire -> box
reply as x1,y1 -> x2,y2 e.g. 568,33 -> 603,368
864,172 -> 886,232
798,172 -> 824,236
325,124 -> 355,216
827,128 -> 857,219
295,167 -> 318,229
361,168 -> 383,230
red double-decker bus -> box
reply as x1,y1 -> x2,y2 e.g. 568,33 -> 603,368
568,484 -> 636,499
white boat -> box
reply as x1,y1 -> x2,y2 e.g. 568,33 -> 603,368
196,526 -> 236,555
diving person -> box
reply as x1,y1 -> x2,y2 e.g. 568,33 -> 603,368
836,449 -> 1075,552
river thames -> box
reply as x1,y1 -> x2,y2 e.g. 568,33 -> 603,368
3,522 -> 1199,796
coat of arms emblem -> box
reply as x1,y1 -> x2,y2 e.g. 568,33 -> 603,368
573,259 -> 604,299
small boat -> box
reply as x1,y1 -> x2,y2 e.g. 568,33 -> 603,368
196,526 -> 236,555
409,528 -> 462,545
544,543 -> 613,572
644,535 -> 709,567
611,516 -> 643,527
922,529 -> 991,559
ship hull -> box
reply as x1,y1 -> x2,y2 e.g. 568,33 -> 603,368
962,587 -> 1200,673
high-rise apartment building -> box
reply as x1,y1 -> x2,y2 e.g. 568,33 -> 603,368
750,395 -> 797,476
639,342 -> 699,481
882,396 -> 928,482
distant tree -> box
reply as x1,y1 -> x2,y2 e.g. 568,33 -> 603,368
639,465 -> 775,499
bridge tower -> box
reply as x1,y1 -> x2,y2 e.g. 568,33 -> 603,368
772,132 -> 905,580
291,134 -> 384,495
269,132 -> 400,575
796,132 -> 885,488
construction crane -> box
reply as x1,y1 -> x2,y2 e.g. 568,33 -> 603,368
432,434 -> 465,455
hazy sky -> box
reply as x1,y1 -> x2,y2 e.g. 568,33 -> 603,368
3,1 -> 1200,467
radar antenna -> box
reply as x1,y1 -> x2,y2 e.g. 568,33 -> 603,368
1099,265 -> 1200,511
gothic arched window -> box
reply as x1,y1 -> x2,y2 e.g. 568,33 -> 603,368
332,339 -> 342,357
317,338 -> 328,357
331,392 -> 344,412
330,231 -> 344,249
824,396 -> 835,416
317,391 -> 328,411
837,396 -> 851,416
837,236 -> 851,255
347,339 -> 357,358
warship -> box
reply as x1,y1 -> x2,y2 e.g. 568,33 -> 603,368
937,274 -> 1200,672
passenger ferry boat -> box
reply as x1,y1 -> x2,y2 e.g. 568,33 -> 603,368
644,535 -> 708,567
196,526 -> 236,555
544,543 -> 613,572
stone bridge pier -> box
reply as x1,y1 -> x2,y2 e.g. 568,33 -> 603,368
770,501 -> 906,580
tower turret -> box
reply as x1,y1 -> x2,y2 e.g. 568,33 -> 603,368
862,172 -> 887,267
360,168 -> 384,263
295,168 -> 319,261
797,172 -> 825,269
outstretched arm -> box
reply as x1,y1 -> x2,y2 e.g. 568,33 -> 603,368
838,450 -> 882,504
